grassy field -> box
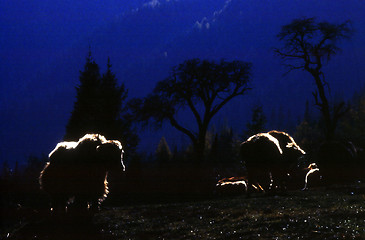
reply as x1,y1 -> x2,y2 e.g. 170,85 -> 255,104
94,186 -> 365,240
4,185 -> 365,239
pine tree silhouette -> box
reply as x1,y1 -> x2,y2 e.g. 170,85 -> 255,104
65,51 -> 138,153
65,49 -> 102,140
99,57 -> 128,139
245,105 -> 267,137
155,136 -> 172,165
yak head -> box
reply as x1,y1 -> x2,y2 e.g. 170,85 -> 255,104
96,140 -> 125,171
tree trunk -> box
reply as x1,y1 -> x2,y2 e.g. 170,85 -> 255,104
194,123 -> 209,162
193,141 -> 205,163
312,73 -> 335,141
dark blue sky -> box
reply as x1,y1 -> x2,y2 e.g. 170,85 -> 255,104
1,0 -> 365,167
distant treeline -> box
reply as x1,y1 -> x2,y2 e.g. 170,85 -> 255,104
1,87 -> 365,206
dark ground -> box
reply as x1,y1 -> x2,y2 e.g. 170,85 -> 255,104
2,184 -> 365,240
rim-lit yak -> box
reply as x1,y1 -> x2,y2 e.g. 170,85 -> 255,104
39,134 -> 124,213
241,130 -> 319,193
217,130 -> 320,195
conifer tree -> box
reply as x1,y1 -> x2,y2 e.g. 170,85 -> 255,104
65,50 -> 102,140
155,136 -> 172,165
65,52 -> 139,153
244,105 -> 267,137
99,57 -> 128,138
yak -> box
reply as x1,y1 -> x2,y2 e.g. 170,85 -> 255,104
241,130 -> 318,193
39,134 -> 124,213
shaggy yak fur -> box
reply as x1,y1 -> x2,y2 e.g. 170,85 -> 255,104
39,134 -> 124,212
241,130 -> 317,193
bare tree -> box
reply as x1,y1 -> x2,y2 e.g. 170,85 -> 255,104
275,17 -> 353,140
129,59 -> 251,161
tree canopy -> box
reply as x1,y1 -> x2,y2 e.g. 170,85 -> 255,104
65,51 -> 102,140
65,51 -> 138,153
129,58 -> 251,161
275,17 -> 353,140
